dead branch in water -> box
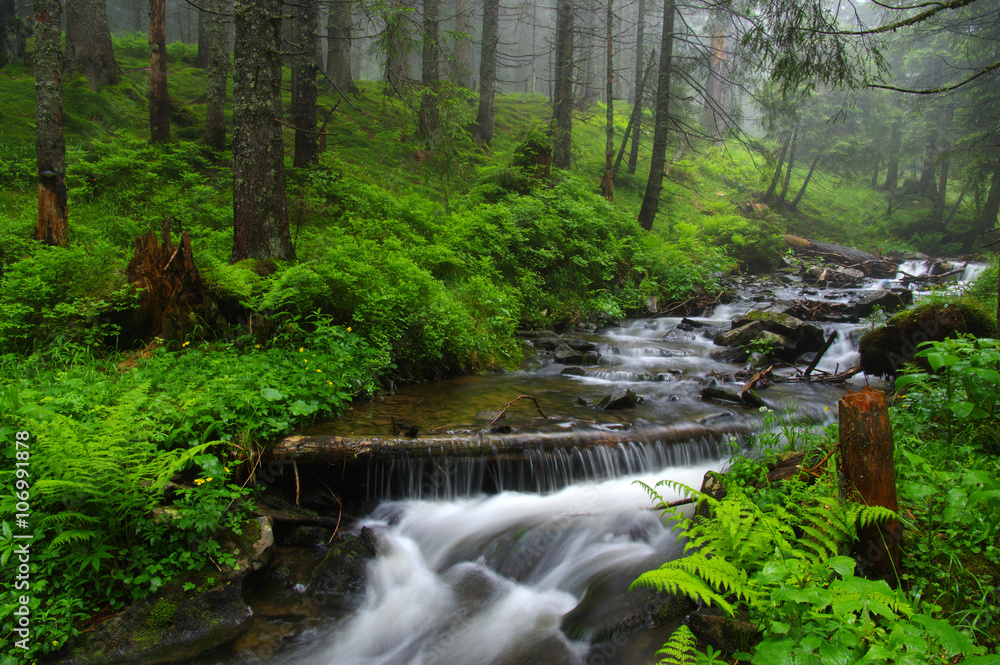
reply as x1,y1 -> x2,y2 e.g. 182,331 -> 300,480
490,395 -> 549,427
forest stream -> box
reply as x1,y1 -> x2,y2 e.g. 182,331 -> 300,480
195,260 -> 983,665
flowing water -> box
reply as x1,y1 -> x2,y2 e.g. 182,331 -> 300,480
212,262 -> 985,665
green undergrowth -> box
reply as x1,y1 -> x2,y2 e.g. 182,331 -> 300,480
0,313 -> 381,659
641,340 -> 1000,663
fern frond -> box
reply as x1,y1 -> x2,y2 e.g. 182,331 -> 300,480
857,505 -> 898,528
49,529 -> 97,547
632,561 -> 737,615
656,624 -> 698,665
40,511 -> 99,527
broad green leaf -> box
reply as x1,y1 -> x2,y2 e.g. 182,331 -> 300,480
826,556 -> 856,578
260,387 -> 283,401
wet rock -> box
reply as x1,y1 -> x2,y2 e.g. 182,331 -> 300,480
710,347 -> 749,363
688,610 -> 761,655
498,633 -> 580,665
576,396 -> 591,406
700,387 -> 766,409
553,343 -> 585,364
854,288 -> 912,317
445,562 -> 509,614
598,387 -> 639,410
564,338 -> 597,352
281,525 -> 332,547
563,577 -> 692,643
59,518 -> 275,665
859,301 -> 995,378
531,337 -> 563,350
561,367 -> 586,377
713,321 -> 764,347
582,351 -> 602,365
308,527 -> 379,604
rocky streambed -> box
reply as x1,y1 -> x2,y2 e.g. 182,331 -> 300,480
60,253 -> 987,665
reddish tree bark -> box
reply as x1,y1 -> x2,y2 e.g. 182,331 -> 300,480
473,0 -> 499,146
551,0 -> 574,167
839,387 -> 901,587
34,0 -> 68,247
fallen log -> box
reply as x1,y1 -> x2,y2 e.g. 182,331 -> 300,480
784,235 -> 898,278
267,422 -> 754,465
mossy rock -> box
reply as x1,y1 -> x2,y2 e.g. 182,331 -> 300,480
308,527 -> 380,605
859,301 -> 995,378
58,518 -> 275,665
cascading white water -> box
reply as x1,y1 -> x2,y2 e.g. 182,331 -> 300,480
291,461 -> 713,665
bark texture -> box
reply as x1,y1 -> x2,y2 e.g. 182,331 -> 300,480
600,0 -> 614,201
701,30 -> 728,141
232,0 -> 294,262
626,0 -> 645,174
1,0 -> 29,67
326,0 -> 356,93
636,0 -> 674,230
451,0 -> 471,87
64,0 -> 120,90
149,0 -> 171,143
473,0 -> 499,145
34,0 -> 68,247
418,0 -> 439,139
293,0 -> 320,167
204,0 -> 229,150
839,387 -> 901,587
551,0 -> 574,168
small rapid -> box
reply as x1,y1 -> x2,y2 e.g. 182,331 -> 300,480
285,463 -> 710,665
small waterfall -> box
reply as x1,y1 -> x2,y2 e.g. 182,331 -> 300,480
293,462 -> 711,665
896,259 -> 932,279
365,436 -> 727,501
961,262 -> 988,283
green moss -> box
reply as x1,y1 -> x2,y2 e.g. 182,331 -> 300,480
146,599 -> 179,629
859,300 -> 996,377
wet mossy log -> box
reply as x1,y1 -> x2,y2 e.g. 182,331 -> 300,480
784,235 -> 898,278
268,422 -> 754,464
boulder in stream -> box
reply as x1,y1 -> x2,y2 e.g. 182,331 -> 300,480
309,526 -> 380,605
598,387 -> 639,410
853,288 -> 912,318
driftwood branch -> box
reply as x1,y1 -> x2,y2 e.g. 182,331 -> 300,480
804,332 -> 838,377
489,395 -> 549,426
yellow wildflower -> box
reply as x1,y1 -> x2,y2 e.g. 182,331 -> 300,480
347,326 -> 352,332
327,381 -> 333,386
299,347 -> 304,352
316,369 -> 322,373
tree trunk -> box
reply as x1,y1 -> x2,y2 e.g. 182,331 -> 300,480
761,133 -> 790,204
293,0 -> 319,167
149,0 -> 171,143
204,0 -> 229,150
839,387 -> 901,587
979,163 -> 1000,234
933,146 -> 949,225
917,131 -> 937,196
576,0 -> 600,109
600,0 -> 614,201
452,0 -> 471,87
196,5 -> 209,67
636,0 -> 674,231
870,153 -> 879,189
1,0 -> 29,67
418,0 -> 439,140
232,0 -> 294,262
473,0 -> 499,145
626,0 -> 645,173
778,124 -> 797,203
326,0 -> 356,93
882,118 -> 900,191
64,0 -> 121,90
34,0 -> 68,247
790,152 -> 821,210
383,0 -> 411,95
701,30 -> 727,141
614,50 -> 653,176
551,0 -> 574,168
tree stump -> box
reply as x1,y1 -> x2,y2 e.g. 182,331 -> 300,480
838,387 -> 901,586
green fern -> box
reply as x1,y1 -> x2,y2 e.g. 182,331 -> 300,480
656,624 -> 698,665
635,464 -> 985,663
